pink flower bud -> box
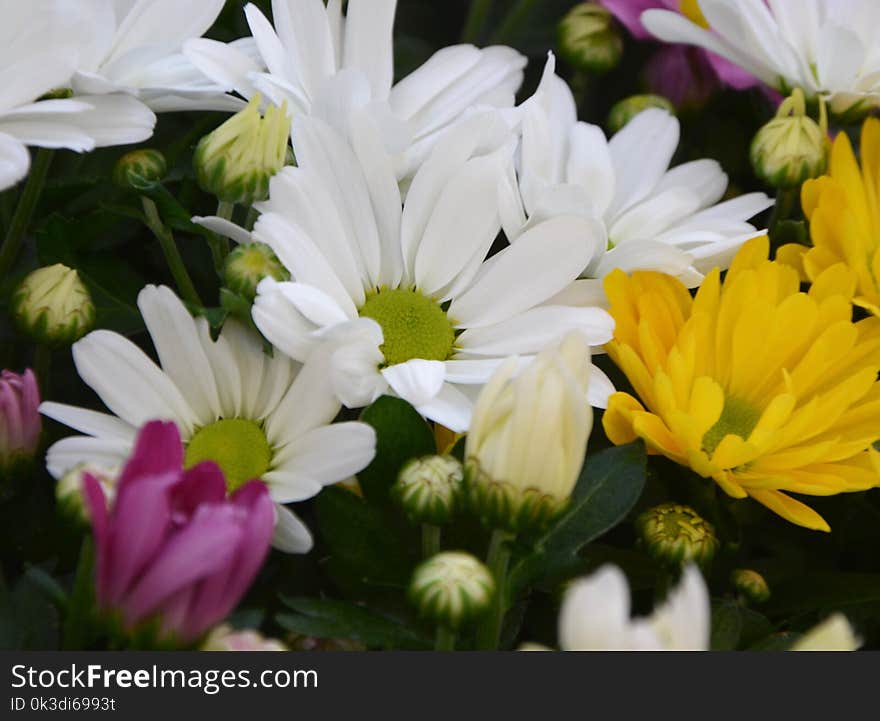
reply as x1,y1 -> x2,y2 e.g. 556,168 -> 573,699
82,420 -> 274,645
0,368 -> 41,470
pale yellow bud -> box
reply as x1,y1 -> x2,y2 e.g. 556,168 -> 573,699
56,463 -> 117,522
465,332 -> 593,533
202,624 -> 287,651
558,3 -> 623,74
790,613 -> 861,651
12,264 -> 95,346
408,552 -> 495,630
194,94 -> 291,205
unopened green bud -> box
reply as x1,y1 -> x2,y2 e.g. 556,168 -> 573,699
408,552 -> 495,630
56,463 -> 117,523
194,94 -> 291,206
113,149 -> 167,190
731,568 -> 770,604
223,242 -> 289,300
12,264 -> 95,346
557,3 -> 623,75
608,94 -> 676,134
636,503 -> 719,568
39,87 -> 73,100
393,455 -> 463,525
751,88 -> 828,189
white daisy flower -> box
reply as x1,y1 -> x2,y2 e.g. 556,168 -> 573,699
40,285 -> 377,554
184,0 -> 527,179
0,1 -> 155,189
557,564 -> 710,651
227,109 -> 615,433
503,56 -> 773,302
642,0 -> 880,115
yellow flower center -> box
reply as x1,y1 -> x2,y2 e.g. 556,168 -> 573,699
678,0 -> 709,27
184,419 -> 272,492
359,288 -> 456,366
701,396 -> 761,456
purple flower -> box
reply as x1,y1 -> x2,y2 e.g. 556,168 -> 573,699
82,420 -> 274,645
0,369 -> 40,470
599,0 -> 761,106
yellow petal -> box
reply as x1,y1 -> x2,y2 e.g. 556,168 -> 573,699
746,489 -> 831,532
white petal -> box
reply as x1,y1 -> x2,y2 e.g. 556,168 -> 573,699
61,94 -> 156,147
183,37 -> 262,100
191,215 -> 253,245
39,402 -> 136,442
587,363 -> 615,409
271,502 -> 314,553
343,0 -> 396,100
137,285 -> 220,424
458,306 -> 614,357
252,279 -> 322,362
381,360 -> 446,408
273,421 -> 377,485
413,382 -> 473,432
650,564 -> 711,650
270,0 -> 335,101
72,331 -> 198,433
45,436 -> 133,480
448,215 -> 597,328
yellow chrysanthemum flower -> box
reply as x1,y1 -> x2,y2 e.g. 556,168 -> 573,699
603,237 -> 880,532
779,118 -> 880,316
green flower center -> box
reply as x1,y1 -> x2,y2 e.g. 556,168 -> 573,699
184,418 -> 272,492
359,288 -> 455,366
701,396 -> 761,457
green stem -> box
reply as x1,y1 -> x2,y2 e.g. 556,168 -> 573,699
462,0 -> 494,43
244,206 -> 259,232
63,537 -> 94,651
217,200 -> 235,221
141,197 -> 203,307
477,529 -> 514,650
33,344 -> 51,399
435,626 -> 457,651
491,0 -> 538,44
0,149 -> 54,278
768,188 -> 797,238
208,201 -> 235,273
421,524 -> 442,559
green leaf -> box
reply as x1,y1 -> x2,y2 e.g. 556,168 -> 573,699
277,597 -> 430,650
315,487 -> 417,590
710,600 -> 743,650
509,442 -> 647,594
356,395 -> 436,504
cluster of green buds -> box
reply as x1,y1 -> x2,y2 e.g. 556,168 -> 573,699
636,503 -> 719,569
557,3 -> 623,74
392,454 -> 464,526
607,94 -> 676,133
750,87 -> 828,188
194,94 -> 291,206
12,264 -> 95,346
408,552 -> 495,631
223,242 -> 289,301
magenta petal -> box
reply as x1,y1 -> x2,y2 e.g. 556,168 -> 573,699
105,472 -> 178,605
645,45 -> 716,107
172,461 -> 228,520
122,504 -> 243,626
600,0 -> 666,39
82,473 -> 111,605
19,369 -> 41,450
116,421 -> 185,489
705,50 -> 760,90
185,482 -> 274,635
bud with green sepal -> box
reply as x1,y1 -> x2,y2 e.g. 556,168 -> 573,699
393,455 -> 463,526
12,264 -> 95,346
194,93 -> 291,206
557,3 -> 623,75
56,463 -> 118,525
750,88 -> 828,189
608,94 -> 676,134
113,149 -> 167,190
636,503 -> 719,569
222,242 -> 289,301
409,552 -> 495,649
731,568 -> 770,605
